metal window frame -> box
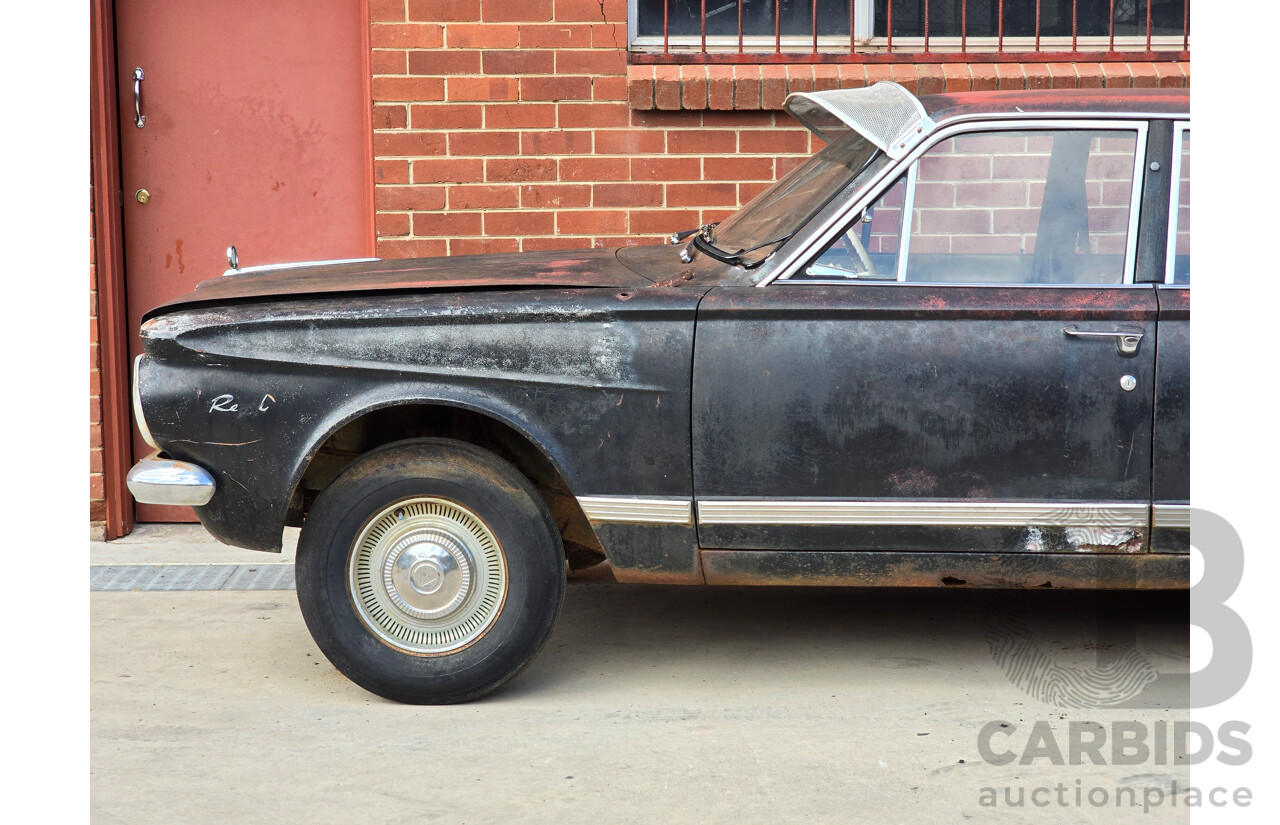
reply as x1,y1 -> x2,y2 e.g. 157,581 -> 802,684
625,0 -> 1189,55
1164,121 -> 1191,285
628,34 -> 1190,54
894,162 -> 918,281
761,116 -> 1150,288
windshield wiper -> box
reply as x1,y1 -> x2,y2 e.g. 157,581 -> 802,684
668,223 -> 718,245
692,230 -> 795,267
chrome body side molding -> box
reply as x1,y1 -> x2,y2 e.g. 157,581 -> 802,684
694,500 -> 1149,528
576,496 -> 693,525
579,498 -> 1185,531
1152,503 -> 1191,529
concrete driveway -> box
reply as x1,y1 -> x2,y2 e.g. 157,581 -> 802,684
92,528 -> 1190,824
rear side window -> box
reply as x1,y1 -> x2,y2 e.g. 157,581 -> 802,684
904,129 -> 1140,285
1166,126 -> 1190,284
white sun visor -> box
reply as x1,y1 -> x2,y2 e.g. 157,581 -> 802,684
783,81 -> 936,160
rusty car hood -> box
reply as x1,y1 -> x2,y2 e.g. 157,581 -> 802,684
146,247 -> 660,318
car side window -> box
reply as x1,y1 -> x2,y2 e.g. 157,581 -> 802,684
793,128 -> 1142,286
1167,127 -> 1190,284
904,129 -> 1139,285
798,176 -> 907,280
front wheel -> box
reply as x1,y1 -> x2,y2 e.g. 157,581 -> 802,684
296,438 -> 566,703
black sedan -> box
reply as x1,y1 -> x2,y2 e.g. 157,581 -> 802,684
128,82 -> 1191,703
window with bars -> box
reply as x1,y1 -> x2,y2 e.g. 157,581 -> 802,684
628,0 -> 1190,60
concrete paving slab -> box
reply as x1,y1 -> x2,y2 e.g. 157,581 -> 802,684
92,583 -> 1191,824
91,524 -> 299,565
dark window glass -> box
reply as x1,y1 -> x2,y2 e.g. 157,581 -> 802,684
634,0 -> 1188,40
637,0 -> 852,39
874,0 -> 1186,39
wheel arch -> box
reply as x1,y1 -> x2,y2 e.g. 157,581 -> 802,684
287,396 -> 606,571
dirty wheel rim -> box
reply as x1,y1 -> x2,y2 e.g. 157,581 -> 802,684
348,497 -> 507,654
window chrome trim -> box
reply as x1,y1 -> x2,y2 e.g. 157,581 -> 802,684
695,499 -> 1149,528
1152,503 -> 1191,530
761,118 -> 1150,288
894,163 -> 918,281
1165,122 -> 1191,285
1119,124 -> 1148,285
576,496 -> 693,526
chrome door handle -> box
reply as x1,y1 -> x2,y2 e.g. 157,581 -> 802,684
1063,326 -> 1144,356
133,68 -> 146,128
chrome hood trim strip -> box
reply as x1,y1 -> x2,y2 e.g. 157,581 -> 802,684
222,257 -> 379,277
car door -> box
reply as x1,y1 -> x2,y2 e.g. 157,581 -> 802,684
1152,122 -> 1190,553
692,121 -> 1159,556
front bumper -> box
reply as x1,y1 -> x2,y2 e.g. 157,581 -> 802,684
126,453 -> 217,506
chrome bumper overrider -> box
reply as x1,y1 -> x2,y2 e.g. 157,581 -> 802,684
126,453 -> 216,506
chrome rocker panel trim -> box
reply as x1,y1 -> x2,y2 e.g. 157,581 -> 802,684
701,550 -> 1188,590
127,453 -> 217,507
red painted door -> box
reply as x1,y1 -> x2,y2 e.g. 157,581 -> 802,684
117,0 -> 373,522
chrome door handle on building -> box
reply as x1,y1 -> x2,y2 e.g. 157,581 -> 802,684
133,68 -> 146,128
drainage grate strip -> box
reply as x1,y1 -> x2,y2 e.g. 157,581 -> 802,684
90,564 -> 296,592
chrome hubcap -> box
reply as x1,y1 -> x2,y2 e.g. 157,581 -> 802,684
384,529 -> 472,618
349,498 -> 507,654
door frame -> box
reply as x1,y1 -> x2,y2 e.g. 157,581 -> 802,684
89,0 -> 377,538
90,0 -> 132,540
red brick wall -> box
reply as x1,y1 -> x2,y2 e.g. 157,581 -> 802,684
90,166 -> 106,540
1174,132 -> 1190,258
370,0 -> 821,255
369,0 -> 1187,258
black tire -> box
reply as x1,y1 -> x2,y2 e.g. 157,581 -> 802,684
295,438 -> 566,704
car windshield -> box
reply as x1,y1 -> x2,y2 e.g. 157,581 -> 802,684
705,130 -> 879,267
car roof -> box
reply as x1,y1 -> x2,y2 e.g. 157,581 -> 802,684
920,88 -> 1190,122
